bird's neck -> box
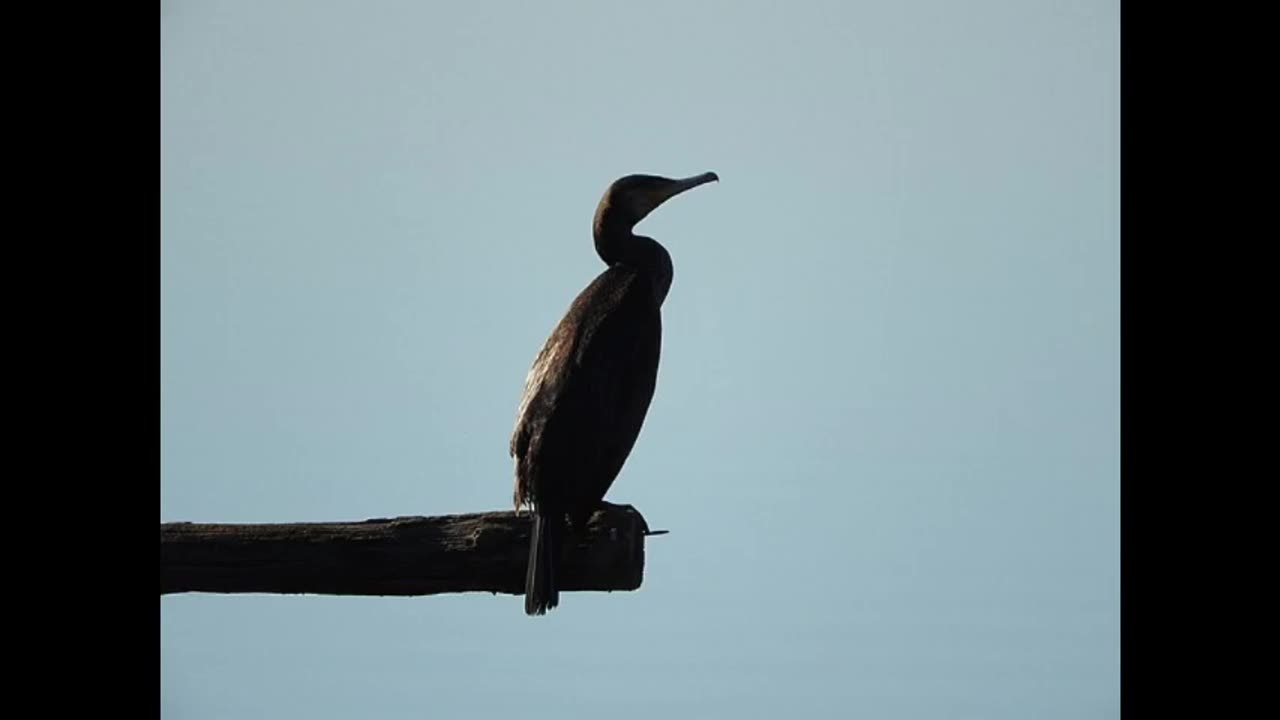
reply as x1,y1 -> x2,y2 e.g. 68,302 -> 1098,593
593,218 -> 673,306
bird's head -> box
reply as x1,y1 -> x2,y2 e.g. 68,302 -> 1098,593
593,172 -> 719,234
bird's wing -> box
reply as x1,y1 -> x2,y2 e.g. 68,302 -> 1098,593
510,319 -> 573,462
511,268 -> 661,511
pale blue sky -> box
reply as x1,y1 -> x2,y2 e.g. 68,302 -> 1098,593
161,1 -> 1119,717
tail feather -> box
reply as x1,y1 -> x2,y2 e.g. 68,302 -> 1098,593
525,511 -> 561,615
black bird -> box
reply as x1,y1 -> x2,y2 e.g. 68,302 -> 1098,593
511,171 -> 719,615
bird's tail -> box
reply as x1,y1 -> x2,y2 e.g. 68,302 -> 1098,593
525,511 -> 561,615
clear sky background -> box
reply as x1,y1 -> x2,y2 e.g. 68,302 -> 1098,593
161,1 -> 1119,717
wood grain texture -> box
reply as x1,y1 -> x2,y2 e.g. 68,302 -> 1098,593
161,503 -> 651,597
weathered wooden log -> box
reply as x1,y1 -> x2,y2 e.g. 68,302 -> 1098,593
161,503 -> 652,597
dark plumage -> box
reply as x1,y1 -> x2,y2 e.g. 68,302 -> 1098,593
510,172 -> 718,615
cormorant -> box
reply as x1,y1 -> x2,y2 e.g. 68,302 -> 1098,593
510,171 -> 719,615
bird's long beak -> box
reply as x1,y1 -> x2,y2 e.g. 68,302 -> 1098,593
653,171 -> 719,206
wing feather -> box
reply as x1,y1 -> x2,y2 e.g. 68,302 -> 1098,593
511,267 -> 661,514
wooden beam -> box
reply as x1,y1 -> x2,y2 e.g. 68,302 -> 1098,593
160,503 -> 652,597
